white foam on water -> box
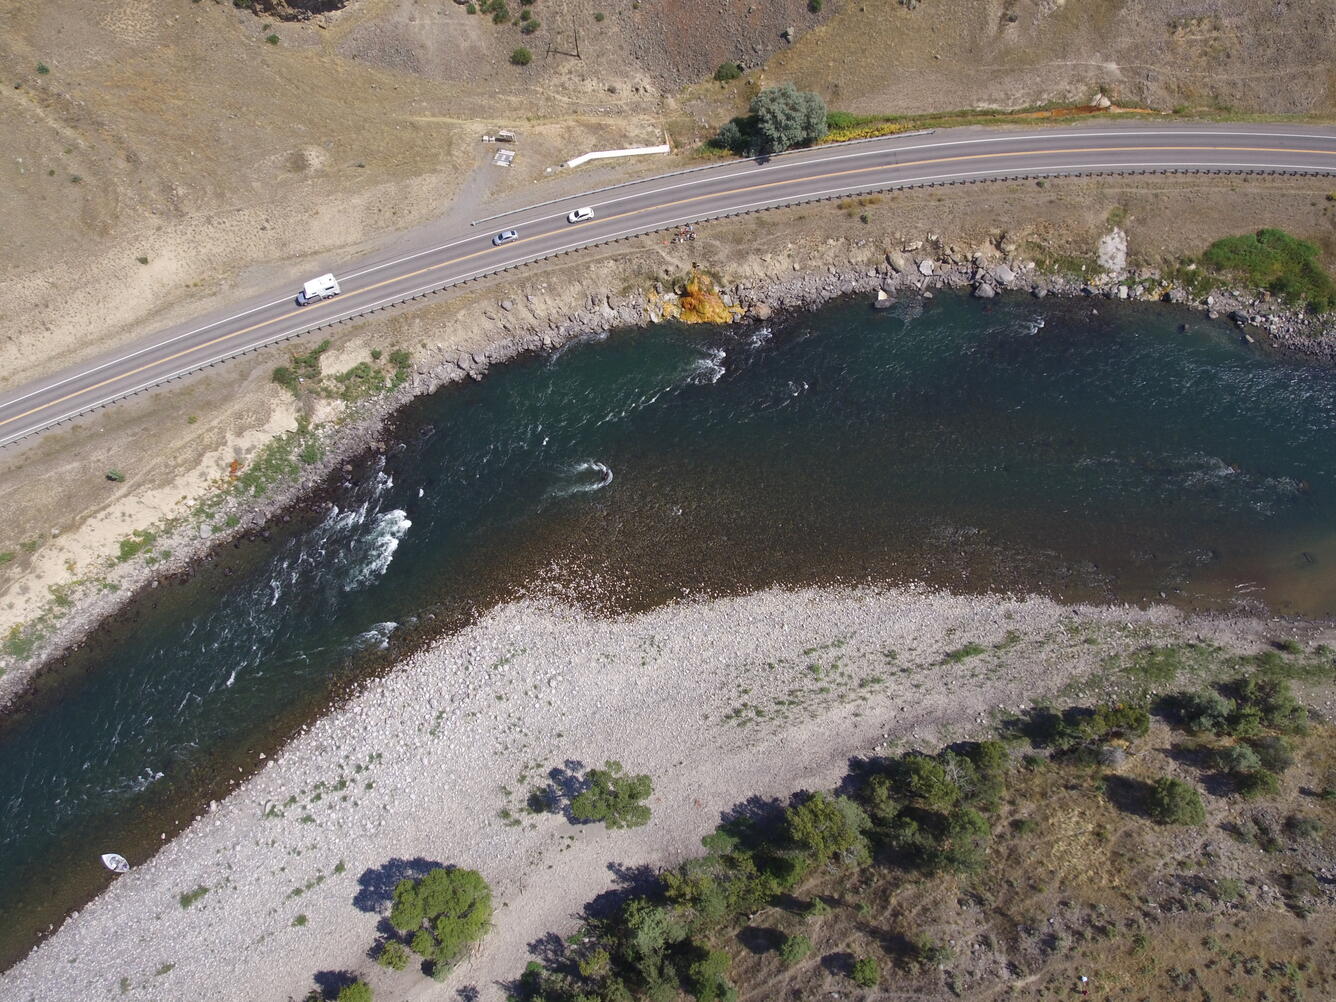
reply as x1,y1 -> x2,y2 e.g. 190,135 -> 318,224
342,509 -> 412,592
550,460 -> 615,498
689,347 -> 727,385
353,622 -> 400,651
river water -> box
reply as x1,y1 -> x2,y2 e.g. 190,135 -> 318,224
2,291 -> 1335,967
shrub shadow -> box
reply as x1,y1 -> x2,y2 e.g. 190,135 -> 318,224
1103,774 -> 1153,819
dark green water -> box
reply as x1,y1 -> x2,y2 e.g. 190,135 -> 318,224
2,291 -> 1335,966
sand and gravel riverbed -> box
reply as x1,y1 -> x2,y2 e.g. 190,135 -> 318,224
1,581 -> 1306,1002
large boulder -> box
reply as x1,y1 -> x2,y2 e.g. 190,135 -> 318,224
886,250 -> 910,274
917,259 -> 935,277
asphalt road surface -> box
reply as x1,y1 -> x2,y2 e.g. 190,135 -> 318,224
3,122 -> 1336,448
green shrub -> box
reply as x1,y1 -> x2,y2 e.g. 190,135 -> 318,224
337,981 -> 372,1002
1247,735 -> 1295,773
520,18 -> 540,33
1285,815 -> 1323,839
466,2 -> 477,11
1235,769 -> 1280,799
1172,689 -> 1235,734
265,33 -> 279,44
570,761 -> 653,829
492,2 -> 510,22
377,940 -> 410,971
1212,743 -> 1262,774
36,62 -> 50,75
593,10 -> 605,19
714,62 -> 742,82
808,0 -> 822,10
105,470 -> 126,482
778,933 -> 811,966
944,641 -> 986,662
851,956 -> 880,987
1146,777 -> 1205,825
805,897 -> 831,918
510,47 -> 532,65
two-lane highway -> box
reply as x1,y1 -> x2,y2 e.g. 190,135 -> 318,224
3,123 -> 1335,447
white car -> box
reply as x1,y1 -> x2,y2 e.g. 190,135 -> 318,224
492,229 -> 519,246
296,273 -> 341,306
566,207 -> 594,224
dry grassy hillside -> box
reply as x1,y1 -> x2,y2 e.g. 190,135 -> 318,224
761,0 -> 1336,116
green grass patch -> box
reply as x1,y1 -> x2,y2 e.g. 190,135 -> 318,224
116,529 -> 157,563
272,339 -> 331,394
1199,229 -> 1336,314
944,642 -> 987,663
178,885 -> 210,909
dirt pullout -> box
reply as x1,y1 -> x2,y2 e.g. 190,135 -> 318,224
3,173 -> 1335,707
0,580 -> 1305,1001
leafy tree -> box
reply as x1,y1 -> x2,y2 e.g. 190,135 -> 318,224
851,956 -> 880,987
389,867 -> 493,968
1146,777 -> 1206,825
895,755 -> 962,808
748,83 -> 828,154
784,792 -> 871,867
571,761 -> 654,829
337,981 -> 373,1002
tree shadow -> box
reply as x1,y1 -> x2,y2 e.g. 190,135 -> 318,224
353,857 -> 444,913
580,861 -> 662,923
607,860 -> 658,893
719,793 -> 786,829
312,970 -> 359,999
527,931 -> 568,967
547,760 -> 591,822
1103,774 -> 1153,819
736,925 -> 783,955
457,988 -> 480,1002
821,951 -> 856,977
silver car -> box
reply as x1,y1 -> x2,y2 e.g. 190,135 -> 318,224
492,229 -> 519,246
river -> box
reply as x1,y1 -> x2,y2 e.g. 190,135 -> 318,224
1,290 -> 1334,968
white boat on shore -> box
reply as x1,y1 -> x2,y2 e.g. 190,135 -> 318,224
100,853 -> 129,874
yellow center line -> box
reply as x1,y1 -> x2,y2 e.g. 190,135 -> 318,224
4,143 -> 1333,430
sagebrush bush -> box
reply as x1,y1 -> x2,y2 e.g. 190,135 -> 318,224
1146,777 -> 1205,825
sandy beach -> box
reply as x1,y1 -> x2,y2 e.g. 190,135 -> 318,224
2,580 -> 1306,1002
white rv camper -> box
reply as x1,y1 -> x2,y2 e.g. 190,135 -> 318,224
297,273 -> 341,306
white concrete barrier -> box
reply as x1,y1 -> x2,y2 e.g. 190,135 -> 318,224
563,144 -> 671,169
